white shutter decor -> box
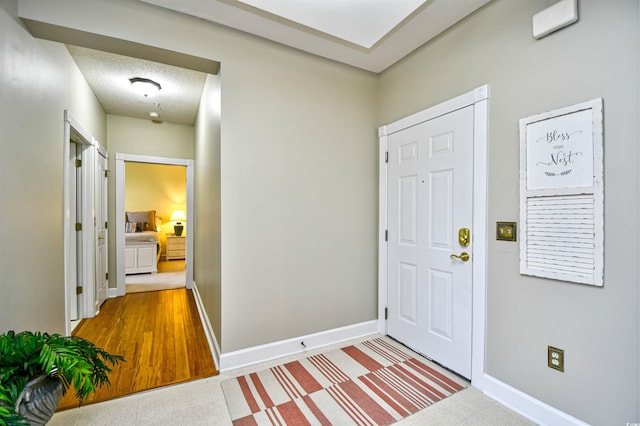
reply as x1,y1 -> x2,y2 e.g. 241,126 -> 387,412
519,99 -> 603,286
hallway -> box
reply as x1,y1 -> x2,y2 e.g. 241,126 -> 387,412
57,288 -> 218,411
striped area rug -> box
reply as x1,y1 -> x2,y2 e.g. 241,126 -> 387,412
221,337 -> 466,425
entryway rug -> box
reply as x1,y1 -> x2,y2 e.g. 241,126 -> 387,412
221,337 -> 466,425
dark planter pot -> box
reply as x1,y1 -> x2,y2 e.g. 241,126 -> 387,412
15,375 -> 64,425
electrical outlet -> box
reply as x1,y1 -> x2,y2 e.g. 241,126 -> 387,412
548,346 -> 564,372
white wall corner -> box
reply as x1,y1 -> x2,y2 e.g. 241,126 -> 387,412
219,320 -> 378,372
191,281 -> 221,371
482,374 -> 589,426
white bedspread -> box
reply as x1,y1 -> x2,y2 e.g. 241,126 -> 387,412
125,231 -> 159,243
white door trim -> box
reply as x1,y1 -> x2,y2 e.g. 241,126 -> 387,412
93,145 -> 109,313
378,85 -> 489,388
63,110 -> 97,334
114,153 -> 195,297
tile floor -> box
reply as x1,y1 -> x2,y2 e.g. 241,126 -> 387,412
50,335 -> 536,426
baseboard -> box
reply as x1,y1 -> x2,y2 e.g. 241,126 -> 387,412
482,374 -> 589,426
108,287 -> 118,298
219,320 -> 378,372
191,281 -> 221,371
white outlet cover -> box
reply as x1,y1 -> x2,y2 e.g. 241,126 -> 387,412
533,0 -> 578,39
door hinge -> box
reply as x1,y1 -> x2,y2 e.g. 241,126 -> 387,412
75,159 -> 82,168
105,170 -> 110,177
384,230 -> 388,242
105,221 -> 108,229
75,222 -> 82,231
76,286 -> 83,295
105,273 -> 109,281
385,307 -> 388,320
385,151 -> 389,163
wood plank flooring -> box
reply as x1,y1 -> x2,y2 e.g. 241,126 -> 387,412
57,288 -> 218,411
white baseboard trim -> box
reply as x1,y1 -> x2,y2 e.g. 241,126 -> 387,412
191,281 -> 221,372
482,374 -> 589,426
219,320 -> 378,372
108,287 -> 118,298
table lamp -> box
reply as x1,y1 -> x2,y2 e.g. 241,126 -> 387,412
170,209 -> 186,236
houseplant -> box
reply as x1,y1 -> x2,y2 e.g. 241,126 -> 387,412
0,331 -> 124,425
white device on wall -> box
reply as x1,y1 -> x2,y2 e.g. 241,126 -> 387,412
533,0 -> 578,39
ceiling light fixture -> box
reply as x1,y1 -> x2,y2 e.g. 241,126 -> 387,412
149,111 -> 160,119
129,77 -> 161,97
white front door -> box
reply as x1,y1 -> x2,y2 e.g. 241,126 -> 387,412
95,150 -> 108,311
387,105 -> 474,378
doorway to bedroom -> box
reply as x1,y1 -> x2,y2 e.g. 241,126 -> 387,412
123,161 -> 187,294
115,153 -> 195,297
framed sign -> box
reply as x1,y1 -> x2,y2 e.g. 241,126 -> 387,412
519,98 -> 603,286
526,108 -> 594,190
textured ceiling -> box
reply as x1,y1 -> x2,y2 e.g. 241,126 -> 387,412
66,45 -> 207,125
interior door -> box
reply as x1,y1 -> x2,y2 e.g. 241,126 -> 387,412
95,150 -> 108,311
69,141 -> 79,320
387,105 -> 474,378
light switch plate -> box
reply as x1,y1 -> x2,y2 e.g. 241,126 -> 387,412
496,222 -> 517,241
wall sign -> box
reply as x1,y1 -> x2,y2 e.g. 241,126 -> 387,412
519,99 -> 603,286
526,108 -> 593,190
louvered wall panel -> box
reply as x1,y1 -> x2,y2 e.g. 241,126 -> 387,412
519,98 -> 603,286
524,195 -> 595,277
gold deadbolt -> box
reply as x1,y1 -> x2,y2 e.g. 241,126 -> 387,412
458,228 -> 471,247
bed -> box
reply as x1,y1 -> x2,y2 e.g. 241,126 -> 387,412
125,210 -> 162,275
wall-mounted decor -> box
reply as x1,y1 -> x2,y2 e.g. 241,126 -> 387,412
519,98 -> 603,286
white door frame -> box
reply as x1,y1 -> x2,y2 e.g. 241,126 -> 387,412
79,141 -> 108,319
63,110 -> 98,335
114,153 -> 195,297
378,85 -> 489,388
94,145 -> 109,311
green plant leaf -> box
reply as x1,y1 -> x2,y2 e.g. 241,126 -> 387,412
0,331 -> 125,408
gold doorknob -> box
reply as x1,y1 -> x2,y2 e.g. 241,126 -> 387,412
450,252 -> 470,262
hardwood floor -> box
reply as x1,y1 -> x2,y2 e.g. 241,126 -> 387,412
57,288 -> 218,411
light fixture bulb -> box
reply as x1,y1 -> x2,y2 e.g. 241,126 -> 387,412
149,111 -> 160,119
129,77 -> 161,97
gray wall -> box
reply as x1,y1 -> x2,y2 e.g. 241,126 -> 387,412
378,1 -> 639,424
194,73 -> 222,344
0,0 -> 106,334
217,29 -> 378,352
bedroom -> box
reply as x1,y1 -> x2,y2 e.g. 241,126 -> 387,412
124,161 -> 187,293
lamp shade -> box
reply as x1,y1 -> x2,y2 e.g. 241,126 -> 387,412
170,210 -> 186,222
